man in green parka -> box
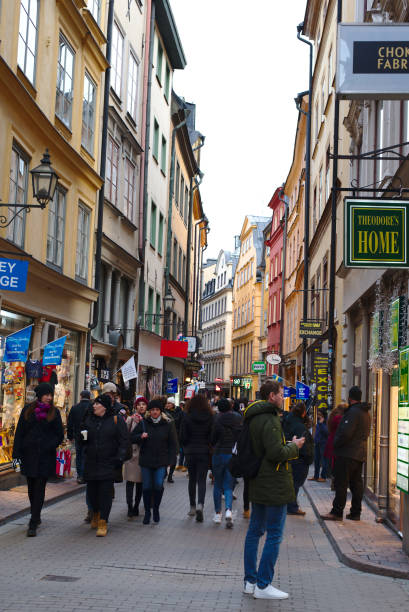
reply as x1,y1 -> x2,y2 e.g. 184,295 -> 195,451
243,380 -> 305,600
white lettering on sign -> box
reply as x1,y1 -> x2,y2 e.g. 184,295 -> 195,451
0,262 -> 16,274
0,276 -> 19,288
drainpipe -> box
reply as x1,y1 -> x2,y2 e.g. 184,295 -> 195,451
138,1 -> 156,318
297,22 -> 313,383
184,140 -> 205,336
85,0 -> 114,387
197,223 -> 210,335
164,115 -> 188,299
192,216 -> 205,335
279,189 -> 289,378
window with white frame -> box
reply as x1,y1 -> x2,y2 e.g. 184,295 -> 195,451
8,144 -> 29,247
111,22 -> 123,97
82,72 -> 96,153
75,202 -> 91,281
18,0 -> 38,84
88,0 -> 101,23
127,52 -> 139,121
106,135 -> 119,205
318,166 -> 323,216
56,34 -> 75,128
328,47 -> 333,96
47,185 -> 66,269
124,158 -> 136,222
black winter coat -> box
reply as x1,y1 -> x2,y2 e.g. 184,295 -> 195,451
211,411 -> 242,455
334,402 -> 371,462
12,403 -> 64,478
282,412 -> 314,465
179,409 -> 214,455
131,415 -> 177,468
82,407 -> 129,481
67,399 -> 92,440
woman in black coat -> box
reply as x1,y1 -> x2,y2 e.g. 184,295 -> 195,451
131,399 -> 177,525
282,401 -> 314,515
12,383 -> 64,537
82,395 -> 129,536
179,395 -> 214,522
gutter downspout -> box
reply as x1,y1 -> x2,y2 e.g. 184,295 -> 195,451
197,224 -> 209,335
85,0 -> 114,387
297,23 -> 313,383
192,216 -> 205,336
279,189 -> 289,378
138,0 -> 156,318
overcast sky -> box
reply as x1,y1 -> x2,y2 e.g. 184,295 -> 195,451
170,0 -> 310,259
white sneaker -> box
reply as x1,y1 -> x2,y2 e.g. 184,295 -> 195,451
225,509 -> 233,528
253,585 -> 289,600
243,581 -> 255,594
213,513 -> 222,524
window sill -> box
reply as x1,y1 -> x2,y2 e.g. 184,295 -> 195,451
150,243 -> 156,251
121,215 -> 137,231
164,93 -> 169,105
152,155 -> 159,164
55,115 -> 73,140
46,261 -> 63,274
75,275 -> 89,286
17,67 -> 37,99
125,111 -> 137,131
80,144 -> 95,165
161,169 -> 166,177
110,87 -> 122,108
156,74 -> 162,87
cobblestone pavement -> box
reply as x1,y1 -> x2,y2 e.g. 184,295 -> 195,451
0,472 -> 408,612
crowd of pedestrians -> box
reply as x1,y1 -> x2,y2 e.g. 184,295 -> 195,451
12,376 -> 370,600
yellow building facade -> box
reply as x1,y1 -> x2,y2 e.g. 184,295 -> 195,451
231,216 -> 269,400
0,0 -> 107,469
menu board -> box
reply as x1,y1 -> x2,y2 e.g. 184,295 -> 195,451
398,347 -> 409,493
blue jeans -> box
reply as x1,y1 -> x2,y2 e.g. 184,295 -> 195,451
141,466 -> 166,491
314,442 -> 328,479
212,454 -> 234,513
244,503 -> 287,588
75,441 -> 85,478
287,460 -> 309,513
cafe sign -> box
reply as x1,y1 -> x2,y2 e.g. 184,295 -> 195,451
337,24 -> 409,99
344,198 -> 409,268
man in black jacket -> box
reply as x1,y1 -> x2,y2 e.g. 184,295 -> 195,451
321,386 -> 371,521
67,390 -> 92,484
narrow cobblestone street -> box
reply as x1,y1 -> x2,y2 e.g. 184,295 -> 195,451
0,472 -> 408,612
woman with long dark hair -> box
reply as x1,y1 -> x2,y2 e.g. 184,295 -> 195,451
124,396 -> 147,518
179,394 -> 214,522
12,383 -> 64,537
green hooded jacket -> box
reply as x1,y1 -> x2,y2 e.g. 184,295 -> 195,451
245,400 -> 299,506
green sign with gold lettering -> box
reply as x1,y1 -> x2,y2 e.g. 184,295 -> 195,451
345,198 -> 409,268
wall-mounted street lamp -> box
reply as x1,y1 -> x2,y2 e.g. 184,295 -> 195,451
0,149 -> 59,228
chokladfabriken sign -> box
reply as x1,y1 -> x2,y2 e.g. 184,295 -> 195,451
344,198 -> 409,268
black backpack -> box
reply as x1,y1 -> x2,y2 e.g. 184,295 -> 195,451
228,416 -> 262,479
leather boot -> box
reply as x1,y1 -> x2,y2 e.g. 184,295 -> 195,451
152,488 -> 163,523
90,512 -> 100,529
96,518 -> 107,536
142,489 -> 151,524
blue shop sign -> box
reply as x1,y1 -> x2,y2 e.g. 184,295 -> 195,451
167,378 -> 178,393
0,258 -> 28,292
296,381 -> 310,400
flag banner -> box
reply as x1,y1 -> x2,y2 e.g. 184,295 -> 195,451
43,335 -> 67,366
296,381 -> 310,400
271,374 -> 284,382
284,386 -> 296,398
4,325 -> 33,362
160,339 -> 188,359
166,378 -> 178,393
121,356 -> 137,382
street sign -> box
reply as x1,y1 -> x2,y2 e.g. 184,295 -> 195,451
344,198 -> 409,268
299,320 -> 324,338
336,23 -> 409,100
266,353 -> 281,365
0,258 -> 29,292
251,361 -> 266,373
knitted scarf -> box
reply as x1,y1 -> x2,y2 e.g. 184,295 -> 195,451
34,401 -> 51,421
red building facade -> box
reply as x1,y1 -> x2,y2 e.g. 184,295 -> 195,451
266,188 -> 284,376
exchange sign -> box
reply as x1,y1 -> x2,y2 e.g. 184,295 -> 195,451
344,198 -> 409,268
299,320 -> 324,338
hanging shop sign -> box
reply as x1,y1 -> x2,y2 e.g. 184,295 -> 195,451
42,335 -> 67,366
390,297 -> 407,352
398,346 -> 409,493
166,378 -> 178,393
3,325 -> 33,362
312,352 -> 329,412
266,353 -> 281,365
160,339 -> 188,359
232,377 -> 241,387
121,356 -> 137,382
344,198 -> 409,268
296,381 -> 310,400
336,23 -> 409,99
299,320 -> 324,338
251,361 -> 266,373
0,258 -> 29,292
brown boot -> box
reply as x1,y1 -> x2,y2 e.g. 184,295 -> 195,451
96,519 -> 107,536
90,512 -> 99,529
